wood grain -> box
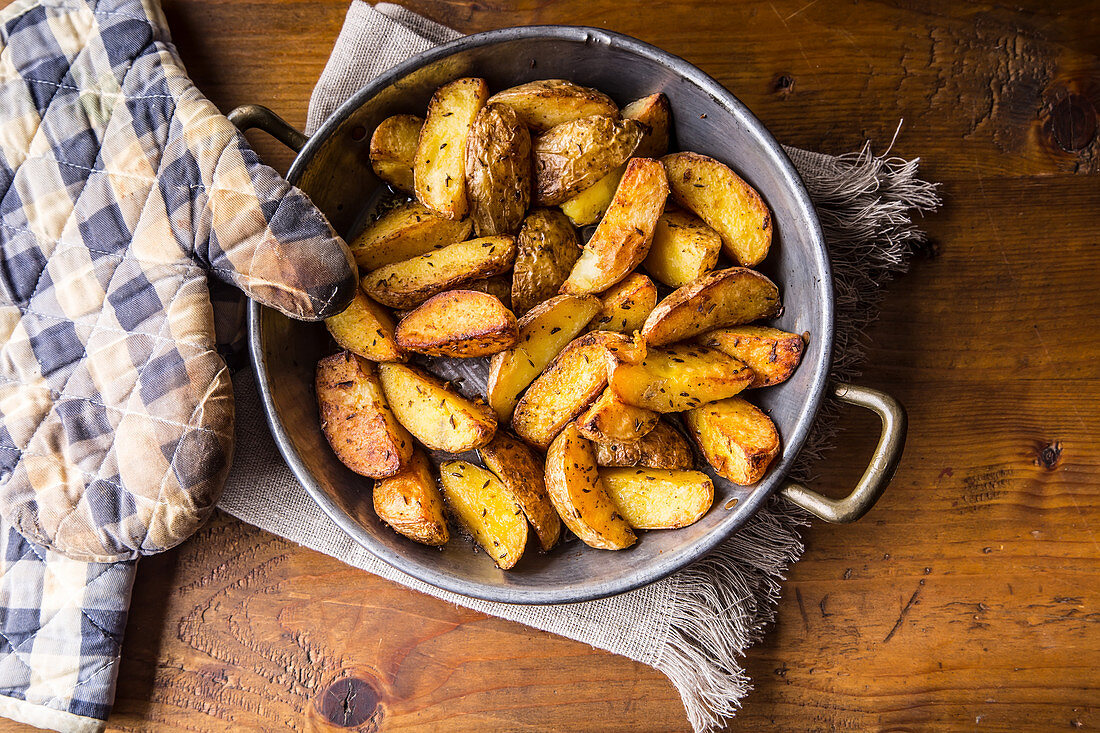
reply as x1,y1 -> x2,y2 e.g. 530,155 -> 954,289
2,0 -> 1098,730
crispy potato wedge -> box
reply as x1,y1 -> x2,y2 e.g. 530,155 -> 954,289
439,460 -> 527,569
511,208 -> 582,316
622,93 -> 671,158
350,201 -> 472,271
544,424 -> 636,550
373,449 -> 449,545
486,294 -> 601,421
369,114 -> 423,193
465,103 -> 532,236
414,77 -> 489,219
395,290 -> 517,357
378,363 -> 496,452
684,397 -> 781,485
699,326 -> 806,388
466,274 -> 512,303
561,158 -> 669,295
662,152 -> 772,267
588,273 -> 657,334
324,288 -> 405,362
316,352 -> 413,478
575,387 -> 658,442
559,164 -> 625,227
487,79 -> 618,132
364,235 -> 516,309
641,267 -> 781,346
594,420 -> 695,469
600,468 -> 713,529
610,344 -> 753,412
533,115 -> 644,205
478,433 -> 562,551
643,208 -> 723,287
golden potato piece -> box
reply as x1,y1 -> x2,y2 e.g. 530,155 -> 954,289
610,344 -> 753,412
486,294 -> 601,422
487,79 -> 618,132
465,274 -> 512,303
363,235 -> 516,310
559,164 -> 625,227
561,157 -> 669,295
316,352 -> 412,478
373,449 -> 449,545
643,208 -> 722,287
588,273 -> 657,334
414,77 -> 489,219
662,152 -> 772,267
511,208 -> 582,316
699,326 -> 806,388
544,424 -> 636,550
465,103 -> 532,236
594,420 -> 695,470
684,397 -> 781,485
378,363 -> 496,452
395,290 -> 516,357
622,93 -> 671,158
575,387 -> 658,443
324,288 -> 405,363
439,460 -> 527,569
533,115 -> 644,205
369,114 -> 423,193
641,267 -> 781,347
349,201 -> 472,271
600,468 -> 713,529
478,433 -> 562,551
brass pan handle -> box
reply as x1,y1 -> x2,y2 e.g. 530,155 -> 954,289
228,104 -> 308,153
779,383 -> 907,523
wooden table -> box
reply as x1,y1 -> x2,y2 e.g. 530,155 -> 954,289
5,0 -> 1099,730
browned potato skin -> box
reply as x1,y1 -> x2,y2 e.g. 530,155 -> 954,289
622,93 -> 671,158
588,273 -> 657,334
478,433 -> 562,551
560,157 -> 669,295
643,208 -> 723,288
599,467 -> 713,529
349,202 -> 472,271
544,424 -> 636,550
369,114 -> 423,193
439,460 -> 527,569
488,79 -> 619,132
316,352 -> 413,478
594,420 -> 694,470
699,326 -> 806,388
511,208 -> 582,316
465,103 -> 532,236
575,387 -> 658,442
414,77 -> 489,220
684,397 -> 781,485
379,363 -> 497,453
324,288 -> 405,363
641,267 -> 782,346
395,290 -> 517,357
533,115 -> 644,205
373,449 -> 449,545
609,344 -> 754,412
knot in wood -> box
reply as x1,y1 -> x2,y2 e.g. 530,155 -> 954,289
771,73 -> 795,95
316,676 -> 382,729
1048,94 -> 1096,152
1035,440 -> 1063,470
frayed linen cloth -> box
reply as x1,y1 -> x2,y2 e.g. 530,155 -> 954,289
218,3 -> 940,730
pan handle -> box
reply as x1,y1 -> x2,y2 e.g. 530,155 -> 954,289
779,383 -> 907,523
228,104 -> 308,153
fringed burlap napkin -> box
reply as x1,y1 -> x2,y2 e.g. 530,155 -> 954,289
218,3 -> 940,729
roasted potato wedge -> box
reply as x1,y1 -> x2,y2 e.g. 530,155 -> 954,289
600,468 -> 713,529
559,164 -> 625,227
373,449 -> 449,545
610,344 -> 753,412
699,326 -> 806,388
369,114 -> 423,193
684,397 -> 781,485
350,201 -> 472,271
643,208 -> 722,287
364,235 -> 516,310
465,103 -> 532,236
414,77 -> 489,219
478,433 -> 562,551
662,152 -> 772,267
622,93 -> 671,158
511,208 -> 582,316
561,158 -> 669,295
487,79 -> 618,132
575,387 -> 658,442
324,288 -> 405,362
533,115 -> 644,205
439,460 -> 527,569
466,274 -> 512,303
316,352 -> 413,478
594,419 -> 695,469
378,363 -> 497,452
641,267 -> 781,346
544,424 -> 636,550
588,273 -> 657,334
395,290 -> 517,357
